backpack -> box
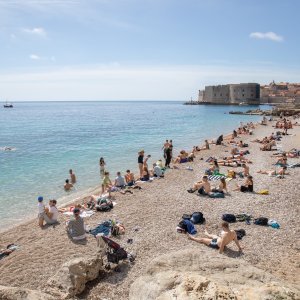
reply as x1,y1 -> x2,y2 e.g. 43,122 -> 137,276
235,229 -> 246,240
190,212 -> 205,224
222,214 -> 236,223
254,217 -> 268,226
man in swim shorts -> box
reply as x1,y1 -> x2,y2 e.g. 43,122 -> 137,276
188,221 -> 243,254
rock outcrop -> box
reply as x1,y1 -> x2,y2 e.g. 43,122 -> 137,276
0,285 -> 55,300
46,254 -> 103,299
130,249 -> 300,300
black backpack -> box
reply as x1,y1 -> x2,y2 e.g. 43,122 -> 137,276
191,212 -> 205,224
222,214 -> 236,223
254,217 -> 268,226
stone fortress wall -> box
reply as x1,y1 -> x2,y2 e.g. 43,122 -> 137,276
198,83 -> 260,105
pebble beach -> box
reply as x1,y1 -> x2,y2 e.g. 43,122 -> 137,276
0,119 -> 299,299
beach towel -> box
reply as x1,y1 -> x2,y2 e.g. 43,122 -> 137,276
287,163 -> 300,168
208,175 -> 226,181
63,210 -> 94,218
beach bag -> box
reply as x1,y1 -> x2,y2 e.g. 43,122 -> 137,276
191,212 -> 205,224
227,170 -> 236,178
222,214 -> 236,223
205,169 -> 213,175
254,217 -> 268,226
209,192 -> 225,198
235,229 -> 246,240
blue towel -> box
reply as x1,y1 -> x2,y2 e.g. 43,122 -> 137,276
183,219 -> 197,235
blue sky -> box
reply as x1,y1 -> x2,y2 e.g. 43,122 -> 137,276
0,0 -> 299,101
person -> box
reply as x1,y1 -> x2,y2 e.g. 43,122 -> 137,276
69,169 -> 76,184
205,140 -> 210,150
234,175 -> 253,192
114,171 -> 126,188
257,166 -> 288,176
241,163 -> 250,176
188,222 -> 243,254
165,146 -> 172,168
37,196 -> 45,228
64,179 -> 73,191
125,170 -> 135,186
42,200 -> 59,226
162,140 -> 170,158
66,208 -> 86,240
99,157 -> 106,175
153,163 -> 164,178
210,160 -> 220,174
216,135 -> 223,145
102,171 -> 112,195
188,176 -> 211,194
141,165 -> 150,181
138,150 -> 144,178
211,178 -> 227,193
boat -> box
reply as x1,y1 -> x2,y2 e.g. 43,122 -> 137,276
3,101 -> 13,108
239,102 -> 248,106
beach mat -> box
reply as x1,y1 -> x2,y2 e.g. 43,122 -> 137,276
208,175 -> 226,181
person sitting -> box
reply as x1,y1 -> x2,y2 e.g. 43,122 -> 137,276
188,175 -> 211,194
141,165 -> 150,181
275,155 -> 288,166
66,208 -> 86,241
260,140 -> 276,151
174,150 -> 188,163
211,178 -> 227,194
241,163 -> 250,176
152,163 -> 164,178
209,160 -> 220,174
215,135 -> 223,145
187,222 -> 243,254
42,200 -> 59,226
234,175 -> 253,192
125,169 -> 135,186
257,166 -> 288,176
114,171 -> 126,188
64,179 -> 73,191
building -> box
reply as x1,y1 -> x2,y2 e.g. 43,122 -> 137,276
198,83 -> 260,105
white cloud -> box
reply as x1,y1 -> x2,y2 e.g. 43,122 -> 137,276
22,27 -> 47,37
29,54 -> 41,60
249,31 -> 283,42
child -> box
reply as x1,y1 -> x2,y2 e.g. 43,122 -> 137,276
37,196 -> 45,228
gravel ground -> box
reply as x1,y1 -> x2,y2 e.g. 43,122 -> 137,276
0,119 -> 299,300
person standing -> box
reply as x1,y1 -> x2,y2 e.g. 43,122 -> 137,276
99,157 -> 106,175
69,169 -> 76,184
165,146 -> 172,168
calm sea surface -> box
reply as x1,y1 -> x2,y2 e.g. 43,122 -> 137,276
0,101 -> 265,229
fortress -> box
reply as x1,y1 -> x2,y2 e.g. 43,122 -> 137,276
198,83 -> 260,105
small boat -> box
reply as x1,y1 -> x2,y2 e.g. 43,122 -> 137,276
239,102 -> 248,106
3,101 -> 13,108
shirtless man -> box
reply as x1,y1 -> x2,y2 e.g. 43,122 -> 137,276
64,179 -> 73,191
188,175 -> 211,194
241,163 -> 250,176
188,221 -> 243,254
69,169 -> 76,184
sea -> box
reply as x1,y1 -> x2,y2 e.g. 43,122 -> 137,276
0,101 -> 267,230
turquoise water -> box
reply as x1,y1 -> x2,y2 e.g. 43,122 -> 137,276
0,101 -> 264,229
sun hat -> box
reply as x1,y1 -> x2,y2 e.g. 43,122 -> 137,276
38,196 -> 43,202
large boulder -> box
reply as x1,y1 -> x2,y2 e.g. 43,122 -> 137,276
46,254 -> 103,299
0,285 -> 54,300
130,249 -> 300,300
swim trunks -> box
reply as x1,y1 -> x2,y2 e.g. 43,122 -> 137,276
209,238 -> 219,249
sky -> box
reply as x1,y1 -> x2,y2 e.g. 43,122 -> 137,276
0,0 -> 299,101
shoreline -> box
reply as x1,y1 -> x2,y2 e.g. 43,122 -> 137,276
1,117 -> 299,299
0,113 -> 262,233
